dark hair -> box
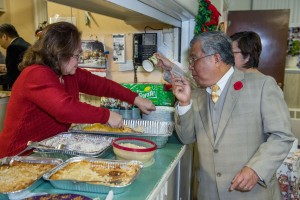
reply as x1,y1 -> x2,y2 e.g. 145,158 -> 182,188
0,23 -> 19,38
190,31 -> 235,66
230,31 -> 262,68
20,22 -> 81,76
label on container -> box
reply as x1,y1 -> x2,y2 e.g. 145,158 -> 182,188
122,83 -> 174,106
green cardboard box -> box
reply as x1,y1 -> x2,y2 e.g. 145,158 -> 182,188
122,83 -> 175,106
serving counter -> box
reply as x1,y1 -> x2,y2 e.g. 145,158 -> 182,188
29,136 -> 193,200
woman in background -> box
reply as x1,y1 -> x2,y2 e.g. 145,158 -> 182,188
230,31 -> 262,72
0,22 -> 155,157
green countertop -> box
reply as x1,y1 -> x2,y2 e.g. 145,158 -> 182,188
31,136 -> 185,200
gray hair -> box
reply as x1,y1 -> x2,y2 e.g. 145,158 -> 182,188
190,31 -> 235,66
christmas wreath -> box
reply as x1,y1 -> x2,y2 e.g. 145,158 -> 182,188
194,0 -> 221,36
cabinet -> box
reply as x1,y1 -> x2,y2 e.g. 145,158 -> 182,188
46,0 -> 196,63
0,0 -> 5,12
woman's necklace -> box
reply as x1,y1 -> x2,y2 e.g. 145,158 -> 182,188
59,76 -> 64,85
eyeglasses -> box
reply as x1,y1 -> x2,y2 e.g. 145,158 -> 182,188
188,54 -> 215,66
233,51 -> 242,54
72,52 -> 82,60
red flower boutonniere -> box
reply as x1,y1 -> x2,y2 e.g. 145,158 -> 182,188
233,81 -> 243,90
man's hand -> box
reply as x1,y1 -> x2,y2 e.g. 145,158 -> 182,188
171,74 -> 191,106
229,166 -> 260,192
155,53 -> 174,71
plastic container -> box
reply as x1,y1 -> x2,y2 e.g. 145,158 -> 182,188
142,106 -> 175,122
70,119 -> 174,148
112,137 -> 157,165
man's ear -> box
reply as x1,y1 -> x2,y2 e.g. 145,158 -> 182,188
213,53 -> 222,64
1,33 -> 8,40
245,55 -> 250,63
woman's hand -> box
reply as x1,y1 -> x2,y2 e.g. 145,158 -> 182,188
134,96 -> 156,114
107,111 -> 124,128
154,53 -> 174,71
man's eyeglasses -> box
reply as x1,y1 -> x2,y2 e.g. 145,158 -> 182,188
188,54 -> 215,66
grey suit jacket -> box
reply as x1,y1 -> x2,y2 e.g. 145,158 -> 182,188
175,69 -> 295,200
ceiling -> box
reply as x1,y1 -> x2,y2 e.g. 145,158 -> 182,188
47,0 -> 197,27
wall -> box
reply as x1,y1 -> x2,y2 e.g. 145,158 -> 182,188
47,2 -> 172,84
216,0 -> 300,109
0,0 -> 35,55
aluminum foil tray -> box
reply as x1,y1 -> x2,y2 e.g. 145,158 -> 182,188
69,119 -> 174,148
0,156 -> 63,199
43,157 -> 143,194
32,150 -> 77,161
35,132 -> 115,157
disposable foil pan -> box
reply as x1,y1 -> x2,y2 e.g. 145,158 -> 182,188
43,157 -> 143,194
34,132 -> 115,157
0,156 -> 63,199
32,149 -> 77,161
70,119 -> 174,148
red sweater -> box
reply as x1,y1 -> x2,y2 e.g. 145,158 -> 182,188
0,65 -> 138,157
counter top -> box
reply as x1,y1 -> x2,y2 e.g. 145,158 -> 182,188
285,68 -> 300,74
31,136 -> 186,200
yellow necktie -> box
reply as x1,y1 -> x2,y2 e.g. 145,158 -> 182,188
211,84 -> 220,103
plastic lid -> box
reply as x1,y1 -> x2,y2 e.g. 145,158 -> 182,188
112,137 -> 157,152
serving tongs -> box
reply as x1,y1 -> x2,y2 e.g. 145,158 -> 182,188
27,141 -> 66,150
5,141 -> 66,161
0,156 -> 12,166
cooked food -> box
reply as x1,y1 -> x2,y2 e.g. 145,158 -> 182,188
24,194 -> 92,200
0,161 -> 55,193
83,123 -> 144,133
49,160 -> 140,186
119,143 -> 147,149
39,134 -> 113,154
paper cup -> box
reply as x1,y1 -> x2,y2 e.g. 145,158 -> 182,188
148,55 -> 158,65
142,60 -> 154,72
142,55 -> 158,72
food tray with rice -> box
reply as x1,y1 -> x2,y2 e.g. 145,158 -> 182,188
43,157 -> 143,194
0,156 -> 63,199
69,119 -> 175,148
33,132 -> 115,157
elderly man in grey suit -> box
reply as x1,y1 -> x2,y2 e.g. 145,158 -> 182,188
156,31 -> 295,200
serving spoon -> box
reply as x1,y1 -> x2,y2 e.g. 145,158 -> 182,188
0,142 -> 66,165
14,141 -> 66,157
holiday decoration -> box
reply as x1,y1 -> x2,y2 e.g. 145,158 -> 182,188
194,0 -> 221,36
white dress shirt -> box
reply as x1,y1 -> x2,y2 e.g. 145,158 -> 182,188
177,67 -> 234,115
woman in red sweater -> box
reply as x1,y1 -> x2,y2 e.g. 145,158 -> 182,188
0,22 -> 155,158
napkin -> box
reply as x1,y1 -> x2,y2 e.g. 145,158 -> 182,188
105,190 -> 114,200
